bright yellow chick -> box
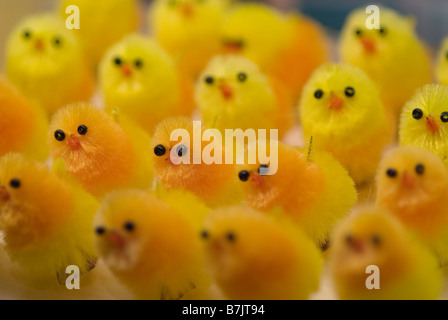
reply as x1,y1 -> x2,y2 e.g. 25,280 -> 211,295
222,3 -> 328,100
376,146 -> 448,264
99,34 -> 195,134
150,0 -> 229,77
237,140 -> 357,247
330,208 -> 442,300
201,207 -> 322,300
436,38 -> 448,85
399,84 -> 448,165
0,78 -> 48,160
58,0 -> 139,69
300,63 -> 392,185
49,103 -> 154,198
196,55 -> 293,137
94,188 -> 209,299
0,153 -> 98,286
6,13 -> 94,115
339,7 -> 432,116
152,116 -> 241,207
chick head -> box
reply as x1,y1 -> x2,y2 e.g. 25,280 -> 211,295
300,63 -> 385,144
376,146 -> 448,214
0,153 -> 73,250
6,13 -> 81,78
399,84 -> 448,159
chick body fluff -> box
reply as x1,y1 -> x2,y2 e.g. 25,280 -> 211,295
238,141 -> 357,247
100,35 -> 194,134
330,208 -> 442,300
399,84 -> 448,165
196,55 -> 293,137
376,146 -> 448,264
222,3 -> 328,99
0,154 -> 98,286
49,103 -> 154,198
300,63 -> 392,185
339,7 -> 432,116
152,117 -> 241,207
150,0 -> 229,77
202,207 -> 322,300
59,0 -> 139,68
0,78 -> 48,160
94,189 -> 209,300
6,14 -> 94,115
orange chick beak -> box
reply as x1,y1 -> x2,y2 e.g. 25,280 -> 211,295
121,65 -> 132,77
0,187 -> 10,202
224,41 -> 243,54
211,239 -> 224,253
108,231 -> 126,249
351,240 -> 364,254
360,37 -> 376,54
182,2 -> 194,17
67,136 -> 81,150
426,116 -> 439,133
35,39 -> 44,51
402,172 -> 415,188
328,94 -> 344,111
250,173 -> 264,186
220,84 -> 233,100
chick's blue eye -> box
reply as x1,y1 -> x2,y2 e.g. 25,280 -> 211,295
177,145 -> 188,157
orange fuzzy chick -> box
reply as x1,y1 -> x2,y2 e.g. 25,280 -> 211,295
376,146 -> 448,264
152,117 -> 242,207
237,140 -> 357,247
330,208 -> 442,300
49,103 -> 154,198
0,78 -> 48,160
201,207 -> 323,300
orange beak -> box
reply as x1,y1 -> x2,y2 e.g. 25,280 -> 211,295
182,2 -> 194,17
426,116 -> 439,133
328,94 -> 344,111
220,84 -> 233,100
35,39 -> 44,51
121,65 -> 132,77
211,239 -> 224,253
402,172 -> 415,188
67,136 -> 81,150
224,41 -> 243,54
351,240 -> 364,254
250,173 -> 264,186
0,187 -> 10,202
360,37 -> 376,54
107,231 -> 126,249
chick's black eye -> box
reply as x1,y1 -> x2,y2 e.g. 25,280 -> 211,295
176,145 -> 188,157
415,163 -> 425,175
23,30 -> 31,39
77,125 -> 88,135
201,230 -> 209,239
54,130 -> 65,141
355,29 -> 362,36
134,59 -> 143,69
314,89 -> 323,99
371,235 -> 381,247
379,27 -> 387,35
226,232 -> 235,242
95,226 -> 105,235
345,234 -> 353,245
205,76 -> 214,85
9,178 -> 21,189
53,37 -> 62,47
386,168 -> 397,178
258,164 -> 269,175
124,221 -> 135,232
154,144 -> 166,157
237,72 -> 247,82
441,112 -> 448,123
114,57 -> 122,66
238,170 -> 250,182
345,87 -> 355,97
412,108 -> 423,120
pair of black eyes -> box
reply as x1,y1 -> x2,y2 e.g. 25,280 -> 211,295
154,144 -> 187,157
314,87 -> 355,99
345,234 -> 381,247
205,73 -> 247,85
238,164 -> 269,181
23,30 -> 62,47
96,221 -> 135,235
201,230 -> 235,242
54,125 -> 88,141
386,163 -> 425,178
355,27 -> 387,36
412,108 -> 448,122
114,57 -> 144,69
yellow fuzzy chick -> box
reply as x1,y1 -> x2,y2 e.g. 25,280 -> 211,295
0,153 -> 98,286
196,55 -> 292,137
300,63 -> 392,185
222,3 -> 328,100
150,0 -> 229,77
201,207 -> 322,300
58,0 -> 139,68
152,116 -> 241,207
436,38 -> 448,85
0,78 -> 48,160
339,7 -> 432,116
99,34 -> 195,134
237,140 -> 356,247
49,103 -> 154,198
94,188 -> 209,299
6,14 -> 94,115
329,208 -> 442,300
399,84 -> 448,165
376,146 -> 448,264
